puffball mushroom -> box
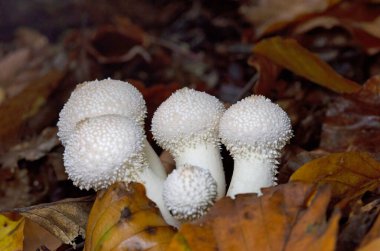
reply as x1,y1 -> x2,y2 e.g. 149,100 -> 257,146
163,164 -> 217,221
219,95 -> 293,198
151,88 -> 226,198
64,114 -> 177,226
57,78 -> 166,179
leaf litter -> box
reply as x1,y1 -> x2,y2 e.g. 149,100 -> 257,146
0,0 -> 380,250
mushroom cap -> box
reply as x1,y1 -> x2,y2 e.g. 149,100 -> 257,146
151,88 -> 225,154
63,114 -> 146,190
57,78 -> 146,145
219,95 -> 293,159
163,164 -> 217,221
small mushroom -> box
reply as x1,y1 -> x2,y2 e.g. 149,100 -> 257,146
57,78 -> 166,179
219,95 -> 293,198
151,88 -> 226,198
163,164 -> 217,222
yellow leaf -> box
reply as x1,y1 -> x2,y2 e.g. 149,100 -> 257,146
253,37 -> 361,93
290,152 -> 380,200
0,214 -> 24,251
168,182 -> 339,251
85,182 -> 176,251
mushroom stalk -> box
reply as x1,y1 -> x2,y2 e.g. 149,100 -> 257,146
175,142 -> 225,198
143,139 -> 167,179
137,167 -> 179,227
227,156 -> 277,198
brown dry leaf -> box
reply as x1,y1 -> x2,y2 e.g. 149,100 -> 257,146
358,206 -> 380,251
337,198 -> 380,251
353,17 -> 380,39
0,48 -> 30,83
293,16 -> 342,34
0,168 -> 30,210
168,182 -> 340,251
290,152 -> 380,202
240,0 -> 341,38
85,182 -> 176,251
248,55 -> 282,96
0,213 -> 24,251
2,196 -> 94,246
23,219 -> 62,251
321,75 -> 380,153
0,70 -> 64,152
0,127 -> 60,170
253,37 -> 361,93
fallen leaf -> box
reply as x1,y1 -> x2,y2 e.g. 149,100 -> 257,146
0,169 -> 30,210
2,196 -> 94,246
253,37 -> 361,93
0,70 -> 64,153
0,127 -> 60,170
358,240 -> 380,251
321,75 -> 380,153
248,55 -> 282,96
168,182 -> 340,251
336,198 -> 380,251
290,152 -> 380,202
293,16 -> 342,34
240,0 -> 341,38
85,182 -> 176,251
358,207 -> 380,250
23,219 -> 62,251
0,48 -> 30,83
0,213 -> 24,251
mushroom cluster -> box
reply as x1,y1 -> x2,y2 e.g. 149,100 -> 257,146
58,78 -> 293,227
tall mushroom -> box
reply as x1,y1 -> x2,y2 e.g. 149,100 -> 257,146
64,114 -> 177,226
151,88 -> 226,198
219,95 -> 293,198
57,78 -> 166,179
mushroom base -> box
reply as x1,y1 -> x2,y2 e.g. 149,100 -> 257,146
227,156 -> 277,198
135,168 -> 179,227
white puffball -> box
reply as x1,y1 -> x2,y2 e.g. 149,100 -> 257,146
219,95 -> 293,158
151,88 -> 225,154
58,78 -> 146,145
63,115 -> 145,190
163,164 -> 217,221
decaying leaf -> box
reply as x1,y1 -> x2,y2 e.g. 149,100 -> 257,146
0,127 -> 60,170
253,37 -> 361,93
290,152 -> 380,202
0,70 -> 64,152
321,75 -> 380,153
2,196 -> 94,246
240,0 -> 341,37
248,55 -> 282,96
23,219 -> 62,251
338,199 -> 380,251
168,182 -> 340,251
0,213 -> 24,251
0,168 -> 30,211
85,182 -> 176,251
358,205 -> 380,251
